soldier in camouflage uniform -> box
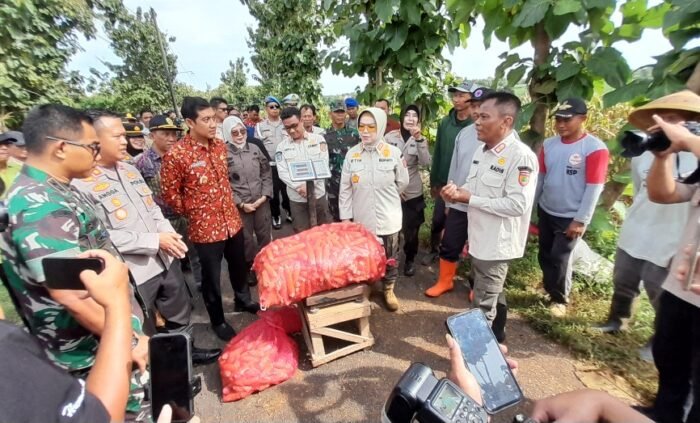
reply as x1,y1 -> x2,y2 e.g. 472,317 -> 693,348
324,100 -> 360,221
0,105 -> 150,421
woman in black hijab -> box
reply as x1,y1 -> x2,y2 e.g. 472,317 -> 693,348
384,104 -> 432,276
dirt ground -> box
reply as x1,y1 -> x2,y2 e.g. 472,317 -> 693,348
186,223 -> 591,423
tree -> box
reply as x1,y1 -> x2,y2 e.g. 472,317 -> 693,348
212,58 -> 266,109
88,0 -> 178,113
242,0 -> 333,106
0,0 -> 96,126
325,0 -> 465,123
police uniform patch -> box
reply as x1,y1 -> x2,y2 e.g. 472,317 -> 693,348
111,198 -> 122,207
494,143 -> 506,154
82,176 -> 95,182
320,142 -> 328,152
497,157 -> 506,166
115,208 -> 128,220
518,170 -> 531,186
145,196 -> 154,207
382,147 -> 391,158
352,152 -> 361,159
275,151 -> 284,162
351,174 -> 360,184
93,182 -> 110,192
92,168 -> 102,176
126,172 -> 137,179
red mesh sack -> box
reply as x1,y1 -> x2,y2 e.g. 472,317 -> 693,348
218,307 -> 301,402
253,222 -> 387,308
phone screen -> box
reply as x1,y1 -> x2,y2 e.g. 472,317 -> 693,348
149,334 -> 192,422
42,257 -> 104,290
447,310 -> 522,413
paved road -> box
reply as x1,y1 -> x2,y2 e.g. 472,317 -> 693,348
186,223 -> 586,422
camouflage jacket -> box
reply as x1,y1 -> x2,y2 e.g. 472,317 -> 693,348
0,165 -> 143,371
324,126 -> 360,198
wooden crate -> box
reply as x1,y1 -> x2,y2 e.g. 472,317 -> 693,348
299,284 -> 374,367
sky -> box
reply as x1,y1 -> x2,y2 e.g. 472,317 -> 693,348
68,0 -> 682,96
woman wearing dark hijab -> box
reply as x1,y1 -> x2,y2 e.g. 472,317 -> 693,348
384,104 -> 431,276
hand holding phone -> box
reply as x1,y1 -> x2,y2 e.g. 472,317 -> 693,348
42,256 -> 106,291
77,250 -> 130,309
150,333 -> 194,423
446,309 -> 523,414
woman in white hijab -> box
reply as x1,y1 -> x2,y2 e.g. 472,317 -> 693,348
338,108 -> 409,311
223,116 -> 273,278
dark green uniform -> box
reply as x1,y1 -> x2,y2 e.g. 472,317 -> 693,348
0,165 -> 148,418
324,126 -> 360,221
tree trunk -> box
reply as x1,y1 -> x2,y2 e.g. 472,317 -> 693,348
528,22 -> 551,151
687,61 -> 700,95
600,161 -> 631,210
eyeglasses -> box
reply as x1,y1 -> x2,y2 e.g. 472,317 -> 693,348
45,136 -> 101,157
267,105 -> 280,110
358,124 -> 377,133
230,129 -> 247,137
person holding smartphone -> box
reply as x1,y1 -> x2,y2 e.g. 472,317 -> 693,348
0,250 -> 133,422
643,90 -> 700,423
0,104 -> 151,420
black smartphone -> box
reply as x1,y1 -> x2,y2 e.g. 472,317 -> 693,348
149,333 -> 193,422
42,257 -> 105,290
446,309 -> 523,414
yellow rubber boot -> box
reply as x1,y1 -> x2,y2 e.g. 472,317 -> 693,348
425,259 -> 457,297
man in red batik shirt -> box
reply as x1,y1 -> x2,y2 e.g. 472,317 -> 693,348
161,96 -> 259,341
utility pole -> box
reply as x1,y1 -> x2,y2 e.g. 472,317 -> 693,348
150,8 -> 180,117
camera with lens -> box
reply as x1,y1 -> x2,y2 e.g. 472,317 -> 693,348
620,121 -> 700,158
382,363 -> 488,423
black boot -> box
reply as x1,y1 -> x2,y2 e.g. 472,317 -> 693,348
404,260 -> 416,277
212,322 -> 236,341
592,294 -> 633,333
234,300 -> 260,314
492,303 -> 508,343
192,346 -> 221,366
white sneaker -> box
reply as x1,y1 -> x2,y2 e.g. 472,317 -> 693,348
549,303 -> 567,318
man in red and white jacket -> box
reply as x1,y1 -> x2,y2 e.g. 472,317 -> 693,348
536,98 -> 609,317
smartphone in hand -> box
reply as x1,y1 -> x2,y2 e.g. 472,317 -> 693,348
446,309 -> 523,414
150,333 -> 194,423
42,257 -> 105,290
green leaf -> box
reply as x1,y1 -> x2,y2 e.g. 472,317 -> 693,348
494,53 -> 522,81
544,9 -> 572,38
620,0 -> 646,20
615,23 -> 643,41
513,0 -> 551,28
602,80 -> 650,108
533,79 -> 557,94
587,47 -> 631,88
639,3 -> 671,28
555,60 -> 581,81
387,24 -> 409,51
553,0 -> 581,16
515,102 -> 537,131
669,28 -> 700,50
582,0 -> 614,9
507,65 -> 528,86
376,0 -> 396,22
557,76 -> 588,100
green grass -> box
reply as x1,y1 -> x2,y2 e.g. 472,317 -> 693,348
504,242 -> 657,403
0,282 -> 21,324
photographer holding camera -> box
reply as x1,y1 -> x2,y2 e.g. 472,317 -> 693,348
642,90 -> 700,423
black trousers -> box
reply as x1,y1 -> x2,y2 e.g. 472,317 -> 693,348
439,208 -> 469,263
401,196 -> 426,263
429,196 -> 447,252
270,166 -> 291,219
194,231 -> 253,326
138,263 -> 191,327
537,206 -> 578,304
653,291 -> 700,423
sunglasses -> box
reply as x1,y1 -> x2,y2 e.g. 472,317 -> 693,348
230,129 -> 247,137
267,104 -> 280,110
358,124 -> 377,133
45,135 -> 101,157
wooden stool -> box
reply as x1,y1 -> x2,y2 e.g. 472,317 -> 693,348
299,284 -> 374,367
